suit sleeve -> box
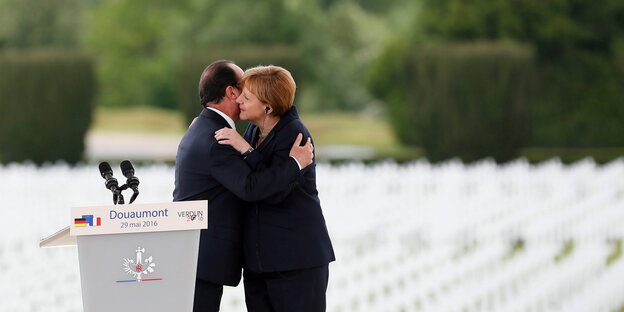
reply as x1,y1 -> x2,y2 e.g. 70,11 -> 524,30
242,148 -> 262,169
209,142 -> 301,202
240,124 -> 262,170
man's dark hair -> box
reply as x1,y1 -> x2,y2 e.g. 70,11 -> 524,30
198,60 -> 238,106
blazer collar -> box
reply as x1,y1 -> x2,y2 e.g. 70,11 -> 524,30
272,106 -> 299,134
253,106 -> 299,151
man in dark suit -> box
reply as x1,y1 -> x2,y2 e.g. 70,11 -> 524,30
173,60 -> 314,312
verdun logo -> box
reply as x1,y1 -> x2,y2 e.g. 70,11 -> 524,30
178,210 -> 204,222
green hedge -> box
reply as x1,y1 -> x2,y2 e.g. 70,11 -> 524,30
173,45 -> 304,125
530,50 -> 624,147
0,50 -> 95,164
415,0 -> 624,149
369,42 -> 534,163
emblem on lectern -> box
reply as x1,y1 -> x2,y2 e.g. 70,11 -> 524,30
74,214 -> 101,227
116,247 -> 162,283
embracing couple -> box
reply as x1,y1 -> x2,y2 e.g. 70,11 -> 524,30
173,60 -> 335,312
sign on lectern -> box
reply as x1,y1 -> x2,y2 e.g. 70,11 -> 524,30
41,200 -> 208,312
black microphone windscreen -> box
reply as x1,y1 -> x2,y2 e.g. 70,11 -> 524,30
120,160 -> 134,177
99,162 -> 113,178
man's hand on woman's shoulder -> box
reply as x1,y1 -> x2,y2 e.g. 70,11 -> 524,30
289,133 -> 314,170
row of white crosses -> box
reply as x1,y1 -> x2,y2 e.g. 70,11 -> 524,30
320,159 -> 624,312
0,159 -> 623,311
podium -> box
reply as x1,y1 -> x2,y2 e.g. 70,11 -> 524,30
40,201 -> 208,312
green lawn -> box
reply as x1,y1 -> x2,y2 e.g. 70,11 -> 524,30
91,106 -> 422,160
92,106 -> 623,163
91,106 -> 188,134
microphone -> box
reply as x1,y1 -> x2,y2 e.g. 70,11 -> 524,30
99,162 -> 120,204
120,160 -> 140,204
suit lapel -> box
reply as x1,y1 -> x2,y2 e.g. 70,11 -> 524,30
244,124 -> 259,147
254,106 -> 300,152
243,106 -> 301,151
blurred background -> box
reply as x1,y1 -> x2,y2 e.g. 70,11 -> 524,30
1,0 -> 623,164
2,1 -> 624,312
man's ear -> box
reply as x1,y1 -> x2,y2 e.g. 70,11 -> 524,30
226,86 -> 239,99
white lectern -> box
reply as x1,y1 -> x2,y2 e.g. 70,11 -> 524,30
40,201 -> 208,312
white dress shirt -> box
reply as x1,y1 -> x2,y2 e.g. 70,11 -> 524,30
207,107 -> 236,130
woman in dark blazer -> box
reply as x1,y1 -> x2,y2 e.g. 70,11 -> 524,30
214,65 -> 335,312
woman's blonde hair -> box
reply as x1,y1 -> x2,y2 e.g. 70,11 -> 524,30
239,65 -> 296,117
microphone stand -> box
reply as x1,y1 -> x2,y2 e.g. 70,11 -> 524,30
129,189 -> 139,204
117,191 -> 125,205
110,184 -> 138,205
116,184 -> 128,205
112,190 -> 119,205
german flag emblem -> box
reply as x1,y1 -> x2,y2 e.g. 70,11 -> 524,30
74,218 -> 87,226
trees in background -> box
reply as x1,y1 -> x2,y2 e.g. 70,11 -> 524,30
414,0 -> 624,148
0,51 -> 95,164
0,0 -> 95,164
84,0 -> 183,109
0,0 -> 85,49
369,0 -> 624,162
369,41 -> 534,162
84,0 -> 394,112
0,0 -> 413,116
0,0 -> 398,163
2,0 -> 623,163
